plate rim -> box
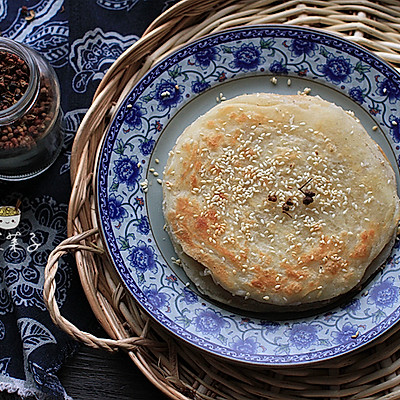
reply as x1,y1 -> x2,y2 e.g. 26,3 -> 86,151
95,24 -> 400,366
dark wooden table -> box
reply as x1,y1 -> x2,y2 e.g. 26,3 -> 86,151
0,325 -> 168,400
59,344 -> 167,400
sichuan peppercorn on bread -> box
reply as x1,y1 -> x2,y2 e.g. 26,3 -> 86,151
162,93 -> 400,312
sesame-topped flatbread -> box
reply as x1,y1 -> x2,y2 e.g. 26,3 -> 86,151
162,93 -> 400,312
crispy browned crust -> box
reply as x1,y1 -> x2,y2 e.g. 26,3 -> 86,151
163,93 -> 400,307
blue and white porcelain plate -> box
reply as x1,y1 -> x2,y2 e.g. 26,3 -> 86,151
96,26 -> 400,365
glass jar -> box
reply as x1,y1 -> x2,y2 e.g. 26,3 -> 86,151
0,37 -> 64,181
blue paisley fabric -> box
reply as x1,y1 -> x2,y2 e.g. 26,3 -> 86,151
0,0 -> 175,398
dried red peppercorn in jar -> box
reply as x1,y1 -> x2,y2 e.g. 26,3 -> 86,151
0,37 -> 64,180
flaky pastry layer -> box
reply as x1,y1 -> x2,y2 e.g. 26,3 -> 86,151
163,93 -> 400,307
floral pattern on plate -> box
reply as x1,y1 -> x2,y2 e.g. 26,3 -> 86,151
97,26 -> 400,365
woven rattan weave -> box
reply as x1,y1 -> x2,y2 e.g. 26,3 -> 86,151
44,1 -> 400,398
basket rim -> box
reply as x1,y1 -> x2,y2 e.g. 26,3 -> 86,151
46,0 -> 400,398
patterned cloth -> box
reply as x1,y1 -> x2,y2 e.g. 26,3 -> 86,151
0,0 -> 175,398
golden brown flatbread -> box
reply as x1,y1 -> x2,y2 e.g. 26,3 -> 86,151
162,93 -> 400,311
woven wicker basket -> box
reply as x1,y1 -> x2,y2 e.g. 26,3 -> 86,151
44,1 -> 400,399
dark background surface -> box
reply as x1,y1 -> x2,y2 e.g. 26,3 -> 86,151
59,343 -> 168,400
0,340 -> 169,400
